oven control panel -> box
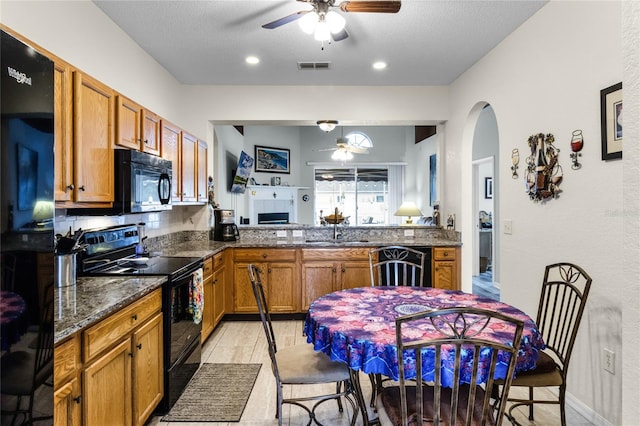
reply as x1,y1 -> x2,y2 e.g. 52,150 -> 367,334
83,225 -> 140,255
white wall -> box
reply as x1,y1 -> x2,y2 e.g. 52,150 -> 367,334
3,1 -> 639,423
447,2 -> 628,423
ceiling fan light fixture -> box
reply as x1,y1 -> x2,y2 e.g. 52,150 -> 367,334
326,11 -> 346,33
314,18 -> 331,41
317,120 -> 338,132
332,149 -> 353,161
299,11 -> 319,34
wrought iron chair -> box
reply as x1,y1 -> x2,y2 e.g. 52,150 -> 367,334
504,262 -> 592,426
248,264 -> 358,426
1,281 -> 54,425
376,307 -> 524,426
369,246 -> 426,288
368,245 -> 427,407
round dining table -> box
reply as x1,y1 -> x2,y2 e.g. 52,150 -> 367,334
304,286 -> 546,424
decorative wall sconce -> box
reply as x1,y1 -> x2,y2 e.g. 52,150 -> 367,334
524,132 -> 563,203
569,129 -> 584,170
511,148 -> 520,179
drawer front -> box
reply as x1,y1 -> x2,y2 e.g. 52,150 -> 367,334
234,248 -> 296,262
302,247 -> 372,261
212,252 -> 225,271
433,247 -> 457,261
83,289 -> 161,362
54,334 -> 80,388
203,256 -> 213,277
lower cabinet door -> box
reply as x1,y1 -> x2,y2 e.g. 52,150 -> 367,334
83,338 -> 132,426
132,313 -> 164,426
54,377 -> 81,426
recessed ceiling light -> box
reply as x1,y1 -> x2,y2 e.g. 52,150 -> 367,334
245,56 -> 260,65
372,61 -> 387,70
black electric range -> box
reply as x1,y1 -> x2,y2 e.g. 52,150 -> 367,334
78,224 -> 204,414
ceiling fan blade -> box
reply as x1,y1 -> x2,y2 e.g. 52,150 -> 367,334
347,146 -> 369,154
339,1 -> 401,13
331,28 -> 349,42
262,10 -> 309,29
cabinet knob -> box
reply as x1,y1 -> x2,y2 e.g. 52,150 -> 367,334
79,185 -> 86,191
444,252 -> 449,257
132,314 -> 138,321
268,268 -> 272,273
66,184 -> 75,191
73,395 -> 82,404
332,268 -> 337,273
262,254 -> 267,259
342,268 -> 346,273
128,352 -> 133,357
136,343 -> 142,350
144,139 -> 149,145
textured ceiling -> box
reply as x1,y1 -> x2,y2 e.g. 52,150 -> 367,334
93,0 -> 546,86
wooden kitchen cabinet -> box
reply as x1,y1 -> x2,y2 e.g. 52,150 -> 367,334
54,334 -> 81,426
432,247 -> 461,290
116,95 -> 160,156
160,119 -> 182,203
201,256 -> 215,342
212,252 -> 226,327
81,289 -> 163,426
180,131 -> 198,203
233,249 -> 298,313
197,139 -> 208,203
301,248 -> 372,310
53,56 -> 74,203
71,71 -> 115,204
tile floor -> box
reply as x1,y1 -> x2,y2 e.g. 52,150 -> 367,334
149,320 -> 594,426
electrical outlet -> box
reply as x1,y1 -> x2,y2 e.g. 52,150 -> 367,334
404,229 -> 415,237
503,220 -> 513,235
292,230 -> 303,238
276,230 -> 287,238
603,348 -> 615,374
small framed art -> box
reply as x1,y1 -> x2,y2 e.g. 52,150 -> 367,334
255,145 -> 290,173
600,82 -> 622,160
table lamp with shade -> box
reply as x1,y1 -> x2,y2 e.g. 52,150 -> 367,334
32,200 -> 54,228
394,202 -> 423,225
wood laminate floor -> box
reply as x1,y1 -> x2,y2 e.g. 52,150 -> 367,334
149,320 -> 594,426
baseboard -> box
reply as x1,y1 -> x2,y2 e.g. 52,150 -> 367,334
566,392 -> 612,426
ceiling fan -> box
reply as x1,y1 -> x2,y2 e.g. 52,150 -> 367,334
316,135 -> 370,160
262,0 -> 402,42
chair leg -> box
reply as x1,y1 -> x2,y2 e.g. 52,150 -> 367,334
559,385 -> 567,426
368,373 -> 377,408
528,387 -> 534,420
336,381 -> 344,412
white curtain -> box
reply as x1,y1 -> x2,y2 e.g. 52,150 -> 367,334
387,165 -> 405,225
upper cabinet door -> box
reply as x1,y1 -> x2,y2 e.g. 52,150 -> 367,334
160,120 -> 182,203
54,57 -> 74,202
73,71 -> 114,204
116,95 -> 142,150
141,109 -> 160,156
197,140 -> 208,203
181,131 -> 197,202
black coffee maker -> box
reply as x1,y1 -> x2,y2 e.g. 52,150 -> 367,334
212,209 -> 239,241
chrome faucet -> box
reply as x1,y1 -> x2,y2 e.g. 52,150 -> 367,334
333,207 -> 341,240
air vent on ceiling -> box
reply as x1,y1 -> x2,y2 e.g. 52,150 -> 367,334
297,61 -> 331,70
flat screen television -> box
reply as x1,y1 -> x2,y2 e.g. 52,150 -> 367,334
230,150 -> 254,193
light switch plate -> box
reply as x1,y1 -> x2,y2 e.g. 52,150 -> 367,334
503,220 -> 513,235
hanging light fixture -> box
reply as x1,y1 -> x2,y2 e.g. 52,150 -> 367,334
299,8 -> 345,42
331,149 -> 353,161
317,120 -> 338,132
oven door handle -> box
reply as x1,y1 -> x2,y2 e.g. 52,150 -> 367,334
172,263 -> 204,285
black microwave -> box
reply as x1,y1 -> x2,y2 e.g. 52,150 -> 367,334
115,150 -> 172,213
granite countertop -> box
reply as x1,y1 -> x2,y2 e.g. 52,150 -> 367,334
54,276 -> 166,344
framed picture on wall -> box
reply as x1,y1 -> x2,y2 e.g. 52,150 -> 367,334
254,145 -> 290,173
600,82 -> 622,160
485,177 -> 493,199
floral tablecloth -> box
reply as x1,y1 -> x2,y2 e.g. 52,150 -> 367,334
304,286 -> 545,386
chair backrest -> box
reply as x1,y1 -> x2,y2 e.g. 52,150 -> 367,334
369,246 -> 426,287
1,253 -> 17,291
535,263 -> 592,375
395,307 -> 524,426
248,264 -> 281,377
